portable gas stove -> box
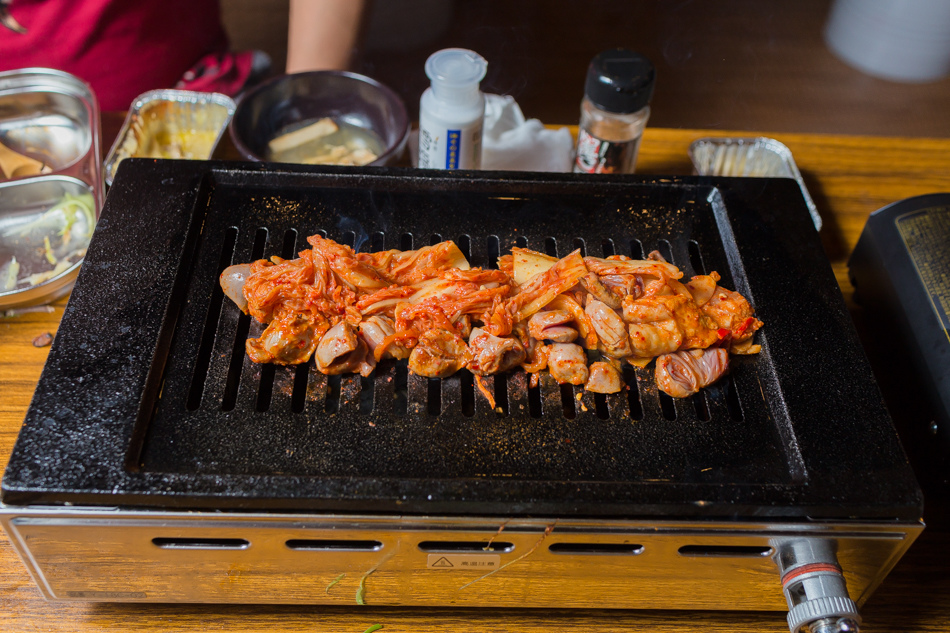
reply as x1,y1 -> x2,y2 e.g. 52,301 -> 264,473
1,161 -> 922,633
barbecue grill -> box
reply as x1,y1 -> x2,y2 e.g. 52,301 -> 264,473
1,160 -> 922,633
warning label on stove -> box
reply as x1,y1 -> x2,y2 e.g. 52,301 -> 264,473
896,206 -> 950,344
426,553 -> 501,570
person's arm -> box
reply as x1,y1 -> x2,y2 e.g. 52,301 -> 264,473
286,0 -> 365,73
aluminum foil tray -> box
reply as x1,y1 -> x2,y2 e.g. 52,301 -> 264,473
103,89 -> 235,185
689,136 -> 822,231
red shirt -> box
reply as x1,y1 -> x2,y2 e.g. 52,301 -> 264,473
0,0 -> 250,110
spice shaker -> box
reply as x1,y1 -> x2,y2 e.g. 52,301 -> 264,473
573,49 -> 655,174
418,48 -> 488,170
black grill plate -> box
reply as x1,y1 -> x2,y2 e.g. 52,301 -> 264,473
1,160 -> 922,520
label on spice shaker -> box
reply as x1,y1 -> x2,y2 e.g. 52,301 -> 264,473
418,120 -> 483,169
573,128 -> 641,174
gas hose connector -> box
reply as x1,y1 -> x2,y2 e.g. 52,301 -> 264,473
775,539 -> 861,633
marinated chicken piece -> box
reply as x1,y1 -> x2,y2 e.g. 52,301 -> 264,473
359,315 -> 410,360
355,347 -> 376,376
655,348 -> 730,398
315,321 -> 372,375
547,343 -> 589,385
515,320 -> 549,374
528,310 -> 578,343
408,329 -> 471,378
219,263 -> 252,313
358,314 -> 392,352
623,294 -> 721,356
246,311 -> 320,365
598,273 -> 642,300
522,338 -> 549,374
685,272 -> 721,306
580,272 -> 623,309
467,327 -> 526,375
547,293 -> 598,348
584,299 -> 633,358
455,314 -> 473,339
687,273 -> 766,352
586,361 -> 624,394
622,297 -> 684,357
701,285 -> 763,343
640,276 -> 677,297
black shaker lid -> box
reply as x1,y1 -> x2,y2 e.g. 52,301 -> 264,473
584,49 -> 656,114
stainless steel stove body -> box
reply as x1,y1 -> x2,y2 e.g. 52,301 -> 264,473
0,508 -> 921,611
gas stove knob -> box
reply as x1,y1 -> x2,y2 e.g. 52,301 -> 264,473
774,539 -> 862,633
787,597 -> 861,633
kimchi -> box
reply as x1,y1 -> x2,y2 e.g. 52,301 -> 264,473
219,236 -> 763,398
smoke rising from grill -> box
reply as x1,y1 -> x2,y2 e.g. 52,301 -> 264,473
337,216 -> 370,252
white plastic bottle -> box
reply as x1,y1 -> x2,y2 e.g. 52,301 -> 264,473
418,48 -> 488,170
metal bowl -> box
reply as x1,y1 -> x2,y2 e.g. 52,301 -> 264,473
0,175 -> 97,309
0,68 -> 103,309
0,68 -> 98,180
229,71 -> 410,167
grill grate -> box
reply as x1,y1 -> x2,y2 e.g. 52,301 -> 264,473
139,181 -> 789,488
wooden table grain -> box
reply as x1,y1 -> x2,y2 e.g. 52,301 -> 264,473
2,127 -> 949,632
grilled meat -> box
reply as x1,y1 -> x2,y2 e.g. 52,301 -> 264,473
586,361 -> 624,394
408,329 -> 470,378
528,310 -> 578,343
224,236 -> 762,398
547,343 -> 590,385
655,348 -> 730,398
467,327 -> 526,376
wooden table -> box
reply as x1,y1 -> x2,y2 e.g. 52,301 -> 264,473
2,126 -> 949,632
